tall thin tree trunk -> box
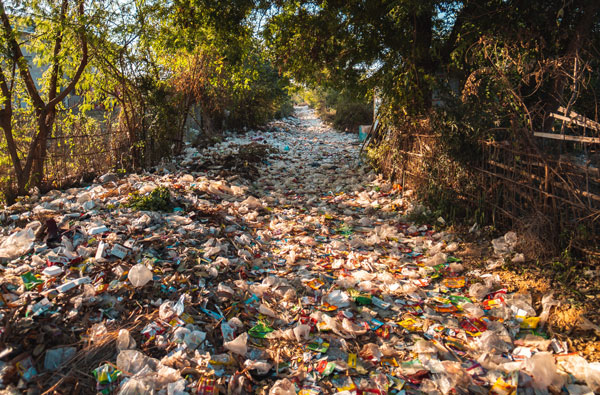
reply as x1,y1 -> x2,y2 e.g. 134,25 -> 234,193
31,114 -> 51,187
0,110 -> 24,192
411,6 -> 434,112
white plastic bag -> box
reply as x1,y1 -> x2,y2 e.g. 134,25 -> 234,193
224,332 -> 248,356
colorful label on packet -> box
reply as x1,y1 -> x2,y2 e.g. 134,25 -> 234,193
398,317 -> 422,332
16,356 -> 37,381
443,276 -> 466,289
483,297 -> 505,309
444,338 -> 468,356
448,295 -> 472,305
210,353 -> 236,367
180,312 -> 194,324
307,342 -> 329,353
317,321 -> 332,332
434,303 -> 458,313
403,300 -> 423,315
199,307 -> 223,320
431,296 -> 451,304
95,283 -> 109,294
21,272 -> 44,291
490,371 -> 518,395
307,278 -> 325,290
301,296 -> 317,305
486,289 -> 508,300
372,296 -> 391,309
299,385 -> 322,395
460,318 -> 486,336
519,316 -> 540,329
388,375 -> 406,390
354,295 -> 372,305
348,353 -> 357,369
248,322 -> 274,338
375,325 -> 390,339
316,360 -> 335,376
381,357 -> 399,367
332,375 -> 357,391
93,363 -> 121,394
168,317 -> 186,328
465,360 -> 486,376
319,302 -> 338,311
413,278 -> 430,287
196,377 -> 219,395
141,321 -> 165,340
370,319 -> 384,331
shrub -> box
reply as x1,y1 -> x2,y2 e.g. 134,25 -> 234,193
333,101 -> 373,132
126,187 -> 172,211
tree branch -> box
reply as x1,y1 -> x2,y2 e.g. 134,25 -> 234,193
0,0 -> 45,110
48,0 -> 69,103
0,66 -> 22,178
46,0 -> 88,109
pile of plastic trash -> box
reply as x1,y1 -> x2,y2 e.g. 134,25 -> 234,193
0,106 -> 598,394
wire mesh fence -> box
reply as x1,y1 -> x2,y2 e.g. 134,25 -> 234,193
0,116 -> 130,202
377,128 -> 600,254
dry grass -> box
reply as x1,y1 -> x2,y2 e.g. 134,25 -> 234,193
514,213 -> 559,259
548,305 -> 586,333
495,270 -> 551,294
34,320 -> 145,394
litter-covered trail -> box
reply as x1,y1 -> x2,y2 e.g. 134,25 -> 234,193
0,107 -> 598,394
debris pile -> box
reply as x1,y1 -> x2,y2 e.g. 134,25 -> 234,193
0,107 -> 598,394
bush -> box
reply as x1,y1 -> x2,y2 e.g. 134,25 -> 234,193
126,186 -> 172,211
333,101 -> 373,132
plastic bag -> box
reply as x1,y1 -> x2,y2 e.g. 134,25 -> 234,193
167,379 -> 187,395
477,331 -> 512,353
293,324 -> 311,342
117,350 -> 156,375
468,283 -> 490,301
269,378 -> 296,395
539,293 -> 558,328
0,221 -> 39,260
525,352 -> 564,389
118,378 -> 150,395
128,264 -> 153,287
44,347 -> 76,371
586,362 -> 600,391
117,329 -> 137,351
224,333 -> 248,356
341,318 -> 367,338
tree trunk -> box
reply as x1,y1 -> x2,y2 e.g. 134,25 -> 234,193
30,114 -> 52,188
177,94 -> 192,154
0,109 -> 25,192
0,0 -> 87,193
411,6 -> 434,112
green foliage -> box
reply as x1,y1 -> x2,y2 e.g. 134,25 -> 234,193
0,0 -> 294,203
126,186 -> 172,212
295,86 -> 372,131
224,51 -> 294,129
333,101 -> 372,132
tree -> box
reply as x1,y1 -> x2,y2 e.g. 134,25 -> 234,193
0,0 -> 88,193
260,0 -> 600,124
